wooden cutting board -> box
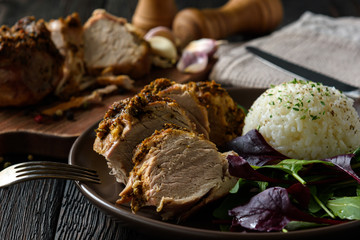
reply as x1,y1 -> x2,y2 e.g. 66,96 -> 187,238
0,65 -> 214,158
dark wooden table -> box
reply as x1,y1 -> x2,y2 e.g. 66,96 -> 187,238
1,1 -> 360,239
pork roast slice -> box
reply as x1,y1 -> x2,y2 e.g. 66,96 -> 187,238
0,16 -> 64,107
194,81 -> 245,146
84,9 -> 151,78
47,12 -> 88,98
93,94 -> 196,184
141,78 -> 210,138
118,127 -> 238,221
141,79 -> 245,146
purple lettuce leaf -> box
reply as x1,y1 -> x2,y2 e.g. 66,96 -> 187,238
286,183 -> 311,209
225,129 -> 288,166
226,130 -> 360,183
228,187 -> 346,232
227,155 -> 289,183
323,154 -> 360,184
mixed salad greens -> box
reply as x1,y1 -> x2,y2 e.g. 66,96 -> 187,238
214,129 -> 360,232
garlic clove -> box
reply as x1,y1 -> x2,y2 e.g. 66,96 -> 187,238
144,26 -> 177,45
177,51 -> 208,73
183,38 -> 219,57
177,38 -> 222,73
147,36 -> 177,61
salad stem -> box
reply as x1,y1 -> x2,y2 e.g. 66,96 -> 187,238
311,193 -> 335,218
292,173 -> 306,185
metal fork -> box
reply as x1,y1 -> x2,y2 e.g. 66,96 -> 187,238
0,161 -> 101,188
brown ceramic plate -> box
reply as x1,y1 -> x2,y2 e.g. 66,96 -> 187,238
69,88 -> 360,240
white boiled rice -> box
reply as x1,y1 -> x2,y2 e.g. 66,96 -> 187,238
242,79 -> 360,159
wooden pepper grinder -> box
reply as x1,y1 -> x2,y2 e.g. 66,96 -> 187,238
172,0 -> 283,47
132,0 -> 177,34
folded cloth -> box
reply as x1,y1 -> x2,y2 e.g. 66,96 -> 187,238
210,12 -> 360,89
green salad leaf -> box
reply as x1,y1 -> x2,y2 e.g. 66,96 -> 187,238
327,196 -> 360,220
257,159 -> 333,184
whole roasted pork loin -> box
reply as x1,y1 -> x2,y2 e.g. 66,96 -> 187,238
118,127 -> 238,221
0,16 -> 64,107
0,9 -> 151,107
94,79 -> 244,220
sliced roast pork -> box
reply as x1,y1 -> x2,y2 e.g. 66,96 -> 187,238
0,16 -> 64,107
141,78 -> 210,138
117,127 -> 238,221
141,79 -> 245,146
93,93 -> 196,184
195,81 -> 245,146
47,12 -> 87,98
83,9 -> 151,78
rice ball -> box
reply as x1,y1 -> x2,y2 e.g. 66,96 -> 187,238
242,79 -> 360,159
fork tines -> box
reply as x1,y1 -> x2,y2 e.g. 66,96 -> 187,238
13,161 -> 101,184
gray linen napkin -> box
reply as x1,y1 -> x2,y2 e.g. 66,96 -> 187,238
210,12 -> 360,89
